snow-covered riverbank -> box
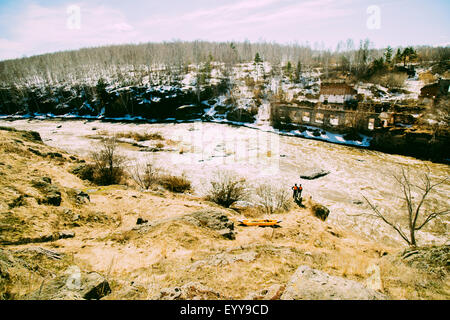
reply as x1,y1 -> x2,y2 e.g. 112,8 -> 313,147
0,112 -> 372,148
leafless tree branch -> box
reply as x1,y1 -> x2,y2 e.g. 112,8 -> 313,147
363,166 -> 449,247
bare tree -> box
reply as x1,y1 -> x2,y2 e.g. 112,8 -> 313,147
363,167 -> 449,247
345,109 -> 367,130
431,97 -> 450,127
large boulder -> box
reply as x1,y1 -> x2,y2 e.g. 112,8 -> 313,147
343,131 -> 363,142
27,267 -> 111,300
81,272 -> 112,300
310,203 -> 330,221
300,169 -> 330,180
280,265 -> 388,300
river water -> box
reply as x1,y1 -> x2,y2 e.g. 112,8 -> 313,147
2,119 -> 449,246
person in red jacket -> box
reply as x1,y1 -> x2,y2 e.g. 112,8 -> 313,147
298,184 -> 303,199
292,184 -> 299,200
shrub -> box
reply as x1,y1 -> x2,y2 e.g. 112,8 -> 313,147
71,164 -> 95,181
129,161 -> 192,193
129,161 -> 159,190
158,174 -> 192,193
206,171 -> 248,207
90,137 -> 126,185
244,76 -> 255,88
385,73 -> 408,88
255,184 -> 291,214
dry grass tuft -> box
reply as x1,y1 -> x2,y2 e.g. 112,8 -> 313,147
116,131 -> 164,141
158,174 -> 192,193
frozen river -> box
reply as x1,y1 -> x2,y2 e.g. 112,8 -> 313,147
2,119 -> 449,246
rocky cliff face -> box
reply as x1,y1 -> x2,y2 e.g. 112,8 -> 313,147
0,83 -> 225,120
371,127 -> 450,162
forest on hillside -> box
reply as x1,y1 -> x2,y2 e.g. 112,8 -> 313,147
0,40 -> 449,88
0,40 -> 449,164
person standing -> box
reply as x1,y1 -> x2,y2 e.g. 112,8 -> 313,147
292,184 -> 299,201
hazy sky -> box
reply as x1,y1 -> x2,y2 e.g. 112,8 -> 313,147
0,0 -> 449,61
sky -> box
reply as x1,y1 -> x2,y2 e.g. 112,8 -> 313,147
0,0 -> 449,61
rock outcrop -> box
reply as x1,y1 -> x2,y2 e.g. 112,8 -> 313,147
401,245 -> 450,274
0,231 -> 75,246
31,177 -> 62,206
183,210 -> 236,240
280,265 -> 388,300
136,217 -> 148,225
245,284 -> 285,300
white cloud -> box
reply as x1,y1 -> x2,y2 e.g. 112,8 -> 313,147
137,0 -> 355,43
0,0 -> 365,60
111,23 -> 134,32
182,0 -> 282,20
201,0 -> 353,30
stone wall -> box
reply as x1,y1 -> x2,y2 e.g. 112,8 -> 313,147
274,104 -> 380,131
